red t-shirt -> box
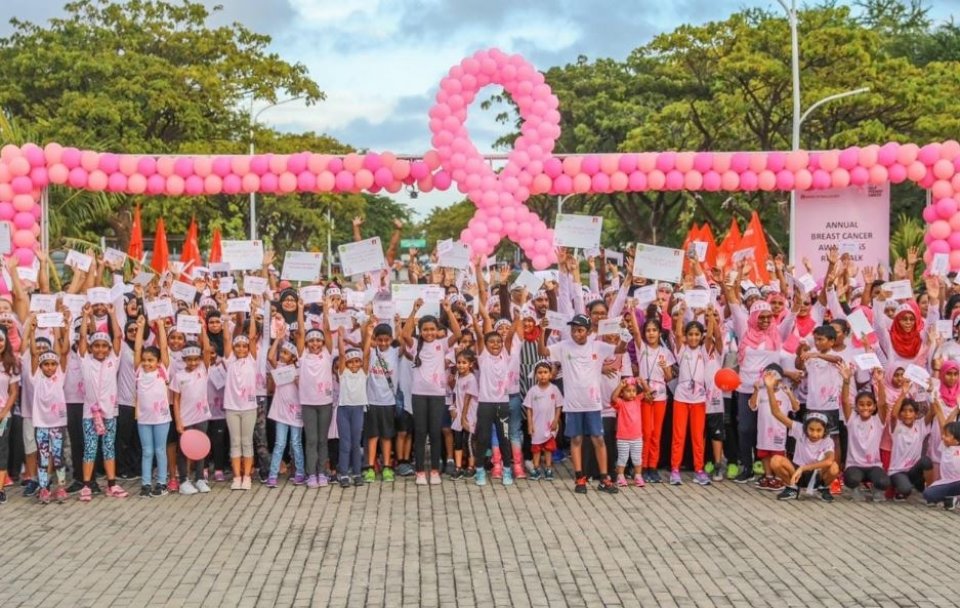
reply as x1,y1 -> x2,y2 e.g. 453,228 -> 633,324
612,397 -> 643,441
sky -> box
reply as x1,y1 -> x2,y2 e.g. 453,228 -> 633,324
2,0 -> 959,219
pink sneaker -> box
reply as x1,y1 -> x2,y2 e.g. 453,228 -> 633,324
415,472 -> 428,486
79,486 -> 92,502
429,471 -> 442,485
214,470 -> 225,482
53,487 -> 67,503
106,485 -> 129,498
616,474 -> 628,487
634,475 -> 646,488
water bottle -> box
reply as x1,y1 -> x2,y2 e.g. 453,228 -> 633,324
92,405 -> 106,436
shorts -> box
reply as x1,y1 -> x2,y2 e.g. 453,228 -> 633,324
531,437 -> 557,454
807,410 -> 840,436
756,449 -> 784,460
23,417 -> 37,454
395,409 -> 414,434
796,469 -> 817,488
564,411 -> 603,438
364,405 -> 396,439
706,412 -> 724,442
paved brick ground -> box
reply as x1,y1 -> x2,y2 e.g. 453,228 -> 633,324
2,465 -> 958,607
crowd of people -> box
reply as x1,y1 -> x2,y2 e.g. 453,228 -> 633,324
1,216 -> 959,511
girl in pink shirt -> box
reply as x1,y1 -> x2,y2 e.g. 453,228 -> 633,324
611,378 -> 644,488
171,340 -> 212,495
222,296 -> 260,491
266,337 -> 304,487
28,319 -> 69,504
296,298 -> 334,488
472,318 -> 519,488
839,365 -> 890,501
888,387 -> 939,500
450,349 -> 478,480
749,363 -> 799,492
134,315 -> 172,498
0,324 -> 21,502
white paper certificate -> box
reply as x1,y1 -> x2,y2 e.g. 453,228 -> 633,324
220,240 -> 264,271
226,297 -> 252,314
30,294 -> 57,313
36,312 -> 64,329
854,353 -> 882,372
86,287 -> 112,305
170,281 -> 197,304
553,214 -> 603,250
437,240 -> 471,270
271,365 -> 298,386
882,280 -> 913,301
145,298 -> 175,321
633,243 -> 684,284
338,237 -> 385,278
281,251 -> 323,282
64,250 -> 93,272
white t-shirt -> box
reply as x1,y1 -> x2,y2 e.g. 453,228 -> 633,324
674,346 -> 710,404
888,419 -> 930,474
170,365 -> 211,427
932,442 -> 960,486
136,366 -> 171,425
367,346 -> 400,406
64,350 -> 84,404
81,352 -> 120,419
477,349 -> 512,403
789,422 -> 835,467
635,344 -> 676,402
523,383 -> 563,444
452,373 -> 479,433
338,368 -> 368,406
31,367 -> 67,429
844,413 -> 884,467
547,339 -> 616,413
117,343 -> 136,406
408,339 -> 449,397
269,363 -> 302,427
805,356 -> 842,412
223,354 -> 257,412
756,387 -> 792,452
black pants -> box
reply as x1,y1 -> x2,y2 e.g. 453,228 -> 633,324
923,480 -> 960,504
7,413 -> 24,479
890,457 -> 932,496
176,421 -> 210,481
67,403 -> 84,482
116,404 -> 141,477
843,465 -> 889,490
736,392 -> 756,470
722,395 -> 739,463
412,395 -> 446,473
475,402 -> 512,471
207,419 -> 229,471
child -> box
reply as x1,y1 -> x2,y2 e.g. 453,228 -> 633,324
888,386 -> 938,500
922,413 -> 960,508
796,324 -> 844,493
266,338 -> 305,487
134,315 -> 172,497
750,363 -> 800,492
523,360 -> 562,481
222,296 -> 260,491
170,340 -> 212,495
703,308 -> 727,482
635,318 -> 676,484
765,371 -> 840,501
336,322 -> 371,487
610,378 -> 643,487
473,326 -> 519,487
840,365 -> 890,501
296,298 -> 335,488
29,316 -> 70,504
0,326 -> 21,503
450,349 -> 478,480
364,323 -> 401,483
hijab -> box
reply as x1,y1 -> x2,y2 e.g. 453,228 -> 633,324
940,360 -> 960,409
890,301 -> 922,359
739,301 -> 781,364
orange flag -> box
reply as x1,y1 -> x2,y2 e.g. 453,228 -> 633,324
717,218 -> 741,271
128,205 -> 143,261
739,211 -> 771,283
179,218 -> 202,278
209,227 -> 222,264
698,223 -> 719,269
681,223 -> 699,275
151,217 -> 169,274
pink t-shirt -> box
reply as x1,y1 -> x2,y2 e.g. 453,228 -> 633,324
268,363 -> 302,427
547,339 -> 616,412
223,354 -> 257,412
408,339 -> 449,397
207,373 -> 225,421
844,413 -> 884,467
674,346 -> 710,404
136,366 -> 171,425
170,366 -> 211,427
506,336 -> 522,395
805,356 -> 842,412
452,373 -> 478,433
705,355 -> 724,415
298,350 -> 334,405
31,368 -> 67,428
789,423 -> 835,466
523,383 -> 563,444
888,419 -> 930,474
612,397 -> 643,441
932,442 -> 960,486
477,349 -> 512,403
636,344 -> 676,402
756,387 -> 792,452
81,353 -> 120,419
64,350 -> 85,404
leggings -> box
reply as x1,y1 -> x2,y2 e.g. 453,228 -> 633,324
736,392 -> 757,470
890,457 -> 933,496
412,395 -> 446,473
225,409 -> 257,458
207,419 -> 229,471
82,417 -> 117,463
641,400 -> 667,469
7,414 -> 24,478
138,422 -> 170,485
843,465 -> 890,490
253,397 -> 272,477
616,439 -> 644,468
116,404 -> 141,477
453,430 -> 473,455
269,422 -> 305,479
923,480 -> 960,505
67,403 -> 84,482
508,393 -> 524,445
36,426 -> 66,489
336,406 -> 364,477
0,416 -> 10,470
176,421 -> 209,481
302,404 -> 333,476
475,402 -> 513,471
671,401 -> 706,472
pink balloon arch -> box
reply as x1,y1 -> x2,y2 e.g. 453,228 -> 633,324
3,48 -> 958,270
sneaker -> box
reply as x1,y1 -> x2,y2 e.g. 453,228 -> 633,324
475,468 -> 487,486
339,476 -> 351,488
648,470 -> 662,484
139,485 -> 152,498
641,469 -> 653,483
502,468 -> 514,486
597,477 -> 619,494
106,484 -> 129,498
317,474 -> 329,487
513,463 -> 527,480
151,484 -> 168,497
397,462 -> 414,477
241,476 -> 252,491
306,475 -> 319,489
362,468 -> 376,483
353,475 -> 364,487
258,470 -> 269,484
38,488 -> 51,504
818,486 -> 834,502
214,470 -> 225,482
22,480 -> 39,497
733,470 -> 756,484
180,480 -> 199,495
871,489 -> 885,503
196,480 -> 211,493
444,459 -> 455,476
545,468 -> 556,481
725,463 -> 740,480
704,461 -> 715,475
694,471 -> 711,486
944,497 -> 958,511
893,492 -> 908,502
755,476 -> 770,490
415,472 -> 428,486
634,474 -> 646,488
0,490 -> 6,504
574,475 -> 588,494
430,471 -> 442,485
265,477 -> 278,489
829,478 -> 842,496
382,467 -> 395,483
66,480 -> 85,494
712,469 -> 725,482
669,470 -> 682,486
852,487 -> 866,502
616,474 -> 628,487
752,461 -> 765,475
452,468 -> 464,481
231,477 -> 243,491
79,486 -> 92,502
292,474 -> 306,486
53,487 -> 68,503
766,478 -> 784,491
777,486 -> 799,501
491,463 -> 503,480
167,478 -> 180,493
528,468 -> 542,481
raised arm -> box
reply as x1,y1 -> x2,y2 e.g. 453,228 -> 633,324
156,318 -> 170,368
133,315 -> 146,368
442,299 -> 462,346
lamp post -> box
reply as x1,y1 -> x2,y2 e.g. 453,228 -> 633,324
248,96 -> 306,240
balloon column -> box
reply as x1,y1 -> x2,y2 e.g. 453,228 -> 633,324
2,49 -> 960,269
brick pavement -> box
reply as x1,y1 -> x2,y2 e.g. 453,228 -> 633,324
1,466 -> 958,608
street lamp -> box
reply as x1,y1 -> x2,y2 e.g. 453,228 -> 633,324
248,96 -> 306,240
557,194 -> 576,215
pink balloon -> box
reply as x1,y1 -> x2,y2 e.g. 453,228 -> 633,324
119,155 -> 139,176
888,164 -> 908,184
268,155 -> 289,175
374,167 -> 394,188
933,180 -> 954,201
434,171 -> 452,190
794,169 -> 813,191
128,174 -> 147,194
655,152 -> 676,173
241,173 -> 260,193
184,175 -> 204,195
0,145 -> 20,162
29,167 -> 48,188
12,194 -> 34,212
166,175 -> 185,196
948,232 -> 960,250
897,143 -> 919,166
287,153 -> 308,174
730,152 -> 750,173
13,211 -> 33,230
260,173 -> 278,192
553,174 -> 573,194
868,165 -> 888,185
212,157 -> 232,177
934,159 -> 955,180
929,239 -> 950,255
675,152 -> 695,173
532,173 -> 553,194
68,168 -> 89,189
107,172 -> 127,192
849,166 -> 869,186
11,176 -> 32,195
609,171 -> 628,192
193,156 -> 212,178
950,212 -> 960,232
147,174 -> 166,195
278,172 -> 298,193
581,155 -> 601,176
592,173 -> 611,192
249,155 -> 270,176
775,170 -> 795,190
573,173 -> 591,193
98,153 -> 119,174
180,429 -> 211,461
720,171 -> 739,191
951,250 -> 960,270
14,247 -> 34,267
712,153 -> 731,174
831,168 -> 850,189
22,144 -> 44,167
137,156 -> 157,177
838,147 -> 859,170
628,171 -> 648,191
919,143 -> 941,165
758,170 -> 777,191
7,157 -> 30,178
354,169 -> 374,191
13,229 -> 35,249
819,151 -> 839,172
599,154 -> 619,175
785,150 -> 809,172
618,154 -> 638,173
156,156 -> 175,177
231,156 -> 251,177
740,171 -> 758,190
693,153 -> 713,173
907,161 -> 927,182
342,154 -> 363,173
683,170 -> 703,190
0,203 -> 12,222
665,170 -> 684,190
43,143 -> 64,165
335,170 -> 355,191
48,164 -> 68,185
748,153 -> 767,173
61,148 -> 81,169
766,152 -> 786,173
296,172 -> 316,191
877,143 -> 899,167
637,153 -> 657,172
930,220 -> 952,240
531,254 -> 549,270
924,205 -> 940,223
391,159 -> 411,180
858,146 -> 878,169
80,151 -> 100,172
222,175 -> 241,194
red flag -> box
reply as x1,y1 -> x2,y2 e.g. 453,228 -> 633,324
717,218 -> 741,271
151,217 -> 169,274
209,227 -> 222,264
681,224 -> 699,275
739,211 -> 771,283
699,223 -> 719,270
180,218 -> 202,278
128,205 -> 143,261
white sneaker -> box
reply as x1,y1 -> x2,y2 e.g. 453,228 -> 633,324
230,477 -> 243,491
240,476 -> 252,491
195,479 -> 211,493
179,480 -> 199,495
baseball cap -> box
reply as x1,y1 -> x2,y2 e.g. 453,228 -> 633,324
567,314 -> 590,329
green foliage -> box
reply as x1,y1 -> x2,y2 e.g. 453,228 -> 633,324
889,211 -> 926,263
